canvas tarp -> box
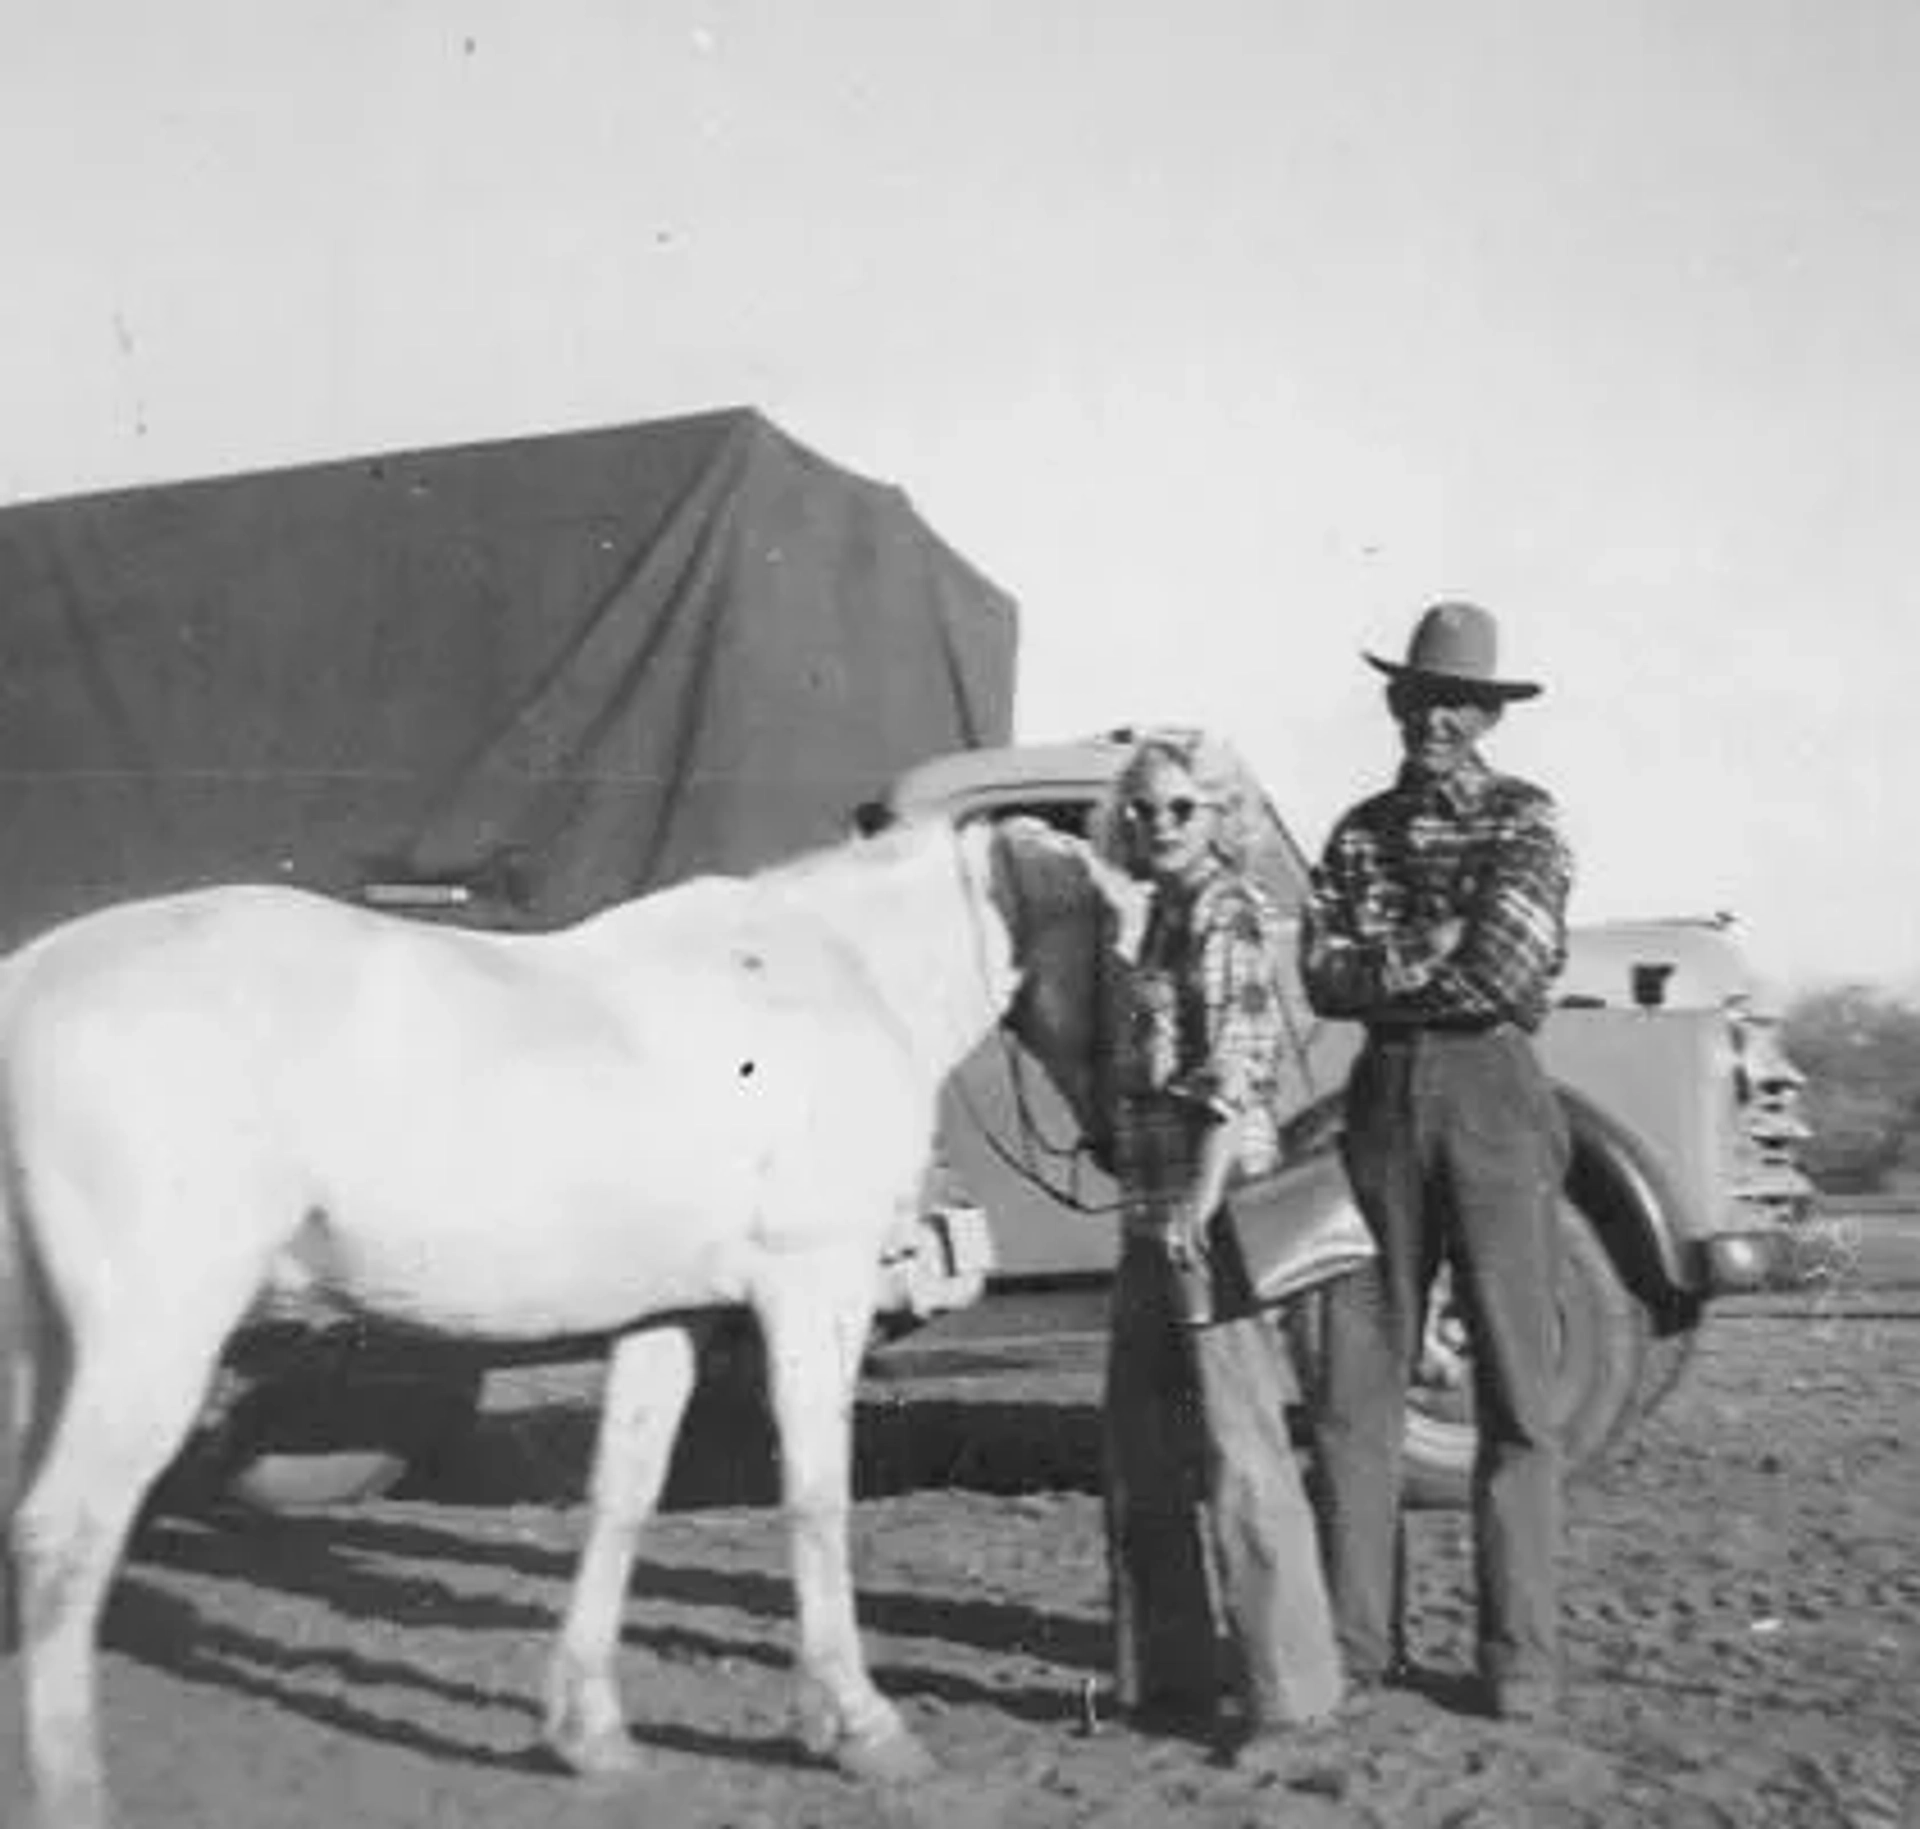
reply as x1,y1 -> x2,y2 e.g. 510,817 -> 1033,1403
0,408 -> 1017,944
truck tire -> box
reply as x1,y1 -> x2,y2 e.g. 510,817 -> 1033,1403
1289,1197 -> 1649,1511
228,1446 -> 412,1511
1400,1197 -> 1646,1509
218,1362 -> 487,1513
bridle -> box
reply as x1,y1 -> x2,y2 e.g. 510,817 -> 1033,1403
959,1042 -> 1126,1216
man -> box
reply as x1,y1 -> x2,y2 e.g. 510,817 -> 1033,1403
1298,600 -> 1573,1723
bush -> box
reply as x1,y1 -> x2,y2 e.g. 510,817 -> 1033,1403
1782,986 -> 1920,1194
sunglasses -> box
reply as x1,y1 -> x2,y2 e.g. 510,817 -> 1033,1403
1127,795 -> 1209,828
1387,678 -> 1499,717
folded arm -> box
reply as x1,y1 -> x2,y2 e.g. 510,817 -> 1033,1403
1300,796 -> 1571,1025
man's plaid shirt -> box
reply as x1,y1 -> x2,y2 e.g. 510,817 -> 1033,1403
1298,756 -> 1573,1032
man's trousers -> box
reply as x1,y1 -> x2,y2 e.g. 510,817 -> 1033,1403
1310,1025 -> 1572,1689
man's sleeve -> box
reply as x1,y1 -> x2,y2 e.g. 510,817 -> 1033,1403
1297,826 -> 1443,1018
1423,792 -> 1572,1018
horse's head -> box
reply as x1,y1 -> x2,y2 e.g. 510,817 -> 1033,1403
975,815 -> 1144,1128
836,811 -> 1137,1110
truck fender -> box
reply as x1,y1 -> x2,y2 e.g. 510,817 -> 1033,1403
1555,1085 -> 1695,1310
1283,1085 -> 1693,1307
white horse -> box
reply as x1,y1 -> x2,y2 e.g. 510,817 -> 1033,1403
0,812 -> 1127,1829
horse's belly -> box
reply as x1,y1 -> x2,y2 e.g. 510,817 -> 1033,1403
305,1065 -> 929,1338
316,1175 -> 761,1338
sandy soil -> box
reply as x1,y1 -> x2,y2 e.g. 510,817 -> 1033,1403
3,1293 -> 1914,1828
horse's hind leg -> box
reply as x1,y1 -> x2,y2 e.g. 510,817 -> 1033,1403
543,1316 -> 708,1778
757,1257 -> 935,1783
1,1186 -> 58,1662
12,1244 -> 262,1828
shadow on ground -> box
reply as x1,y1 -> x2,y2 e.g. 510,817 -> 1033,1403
422,1380 -> 1107,1512
110,1375 -> 1114,1771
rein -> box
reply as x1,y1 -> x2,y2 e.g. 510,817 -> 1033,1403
951,1038 -> 1127,1216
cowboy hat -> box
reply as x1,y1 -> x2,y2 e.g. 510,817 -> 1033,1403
1364,600 -> 1542,701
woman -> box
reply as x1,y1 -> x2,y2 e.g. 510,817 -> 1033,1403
1093,729 -> 1344,1753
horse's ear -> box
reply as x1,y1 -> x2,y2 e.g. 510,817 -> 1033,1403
987,815 -> 1080,900
990,816 -> 1149,961
990,814 -> 1059,859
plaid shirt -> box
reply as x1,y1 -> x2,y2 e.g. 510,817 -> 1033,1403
1299,756 -> 1572,1032
1101,865 -> 1287,1231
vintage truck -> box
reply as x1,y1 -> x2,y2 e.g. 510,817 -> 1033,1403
873,733 -> 1813,1507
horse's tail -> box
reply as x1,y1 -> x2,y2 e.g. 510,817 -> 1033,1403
0,961 -> 53,1658
0,1133 -> 22,1655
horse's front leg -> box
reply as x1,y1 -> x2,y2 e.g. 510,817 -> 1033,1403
756,1254 -> 936,1784
543,1318 -> 705,1778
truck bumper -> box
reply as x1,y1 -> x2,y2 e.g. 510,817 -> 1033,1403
1696,1227 -> 1808,1294
872,1202 -> 997,1331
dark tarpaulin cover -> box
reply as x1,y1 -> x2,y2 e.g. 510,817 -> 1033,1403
0,408 -> 1017,944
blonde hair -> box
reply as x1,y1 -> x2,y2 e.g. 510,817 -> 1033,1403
1093,727 -> 1263,879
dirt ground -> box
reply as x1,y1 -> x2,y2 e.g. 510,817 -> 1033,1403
4,1291 -> 1915,1829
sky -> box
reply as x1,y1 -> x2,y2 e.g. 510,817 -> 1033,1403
3,1 -> 1914,992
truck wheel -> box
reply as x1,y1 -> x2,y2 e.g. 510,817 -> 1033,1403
219,1363 -> 487,1513
1287,1199 -> 1649,1511
1399,1198 -> 1647,1509
228,1446 -> 412,1511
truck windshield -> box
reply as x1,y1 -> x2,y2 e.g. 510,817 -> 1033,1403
1246,794 -> 1312,918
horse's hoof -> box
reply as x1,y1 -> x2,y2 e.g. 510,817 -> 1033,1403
836,1725 -> 939,1786
546,1726 -> 645,1783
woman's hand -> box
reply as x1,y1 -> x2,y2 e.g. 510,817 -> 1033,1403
1165,1201 -> 1211,1267
1179,1116 -> 1240,1255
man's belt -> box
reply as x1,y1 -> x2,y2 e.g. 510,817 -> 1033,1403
1365,1013 -> 1512,1037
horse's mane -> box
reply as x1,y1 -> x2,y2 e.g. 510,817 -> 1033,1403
747,817 -> 981,928
756,815 -> 959,885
